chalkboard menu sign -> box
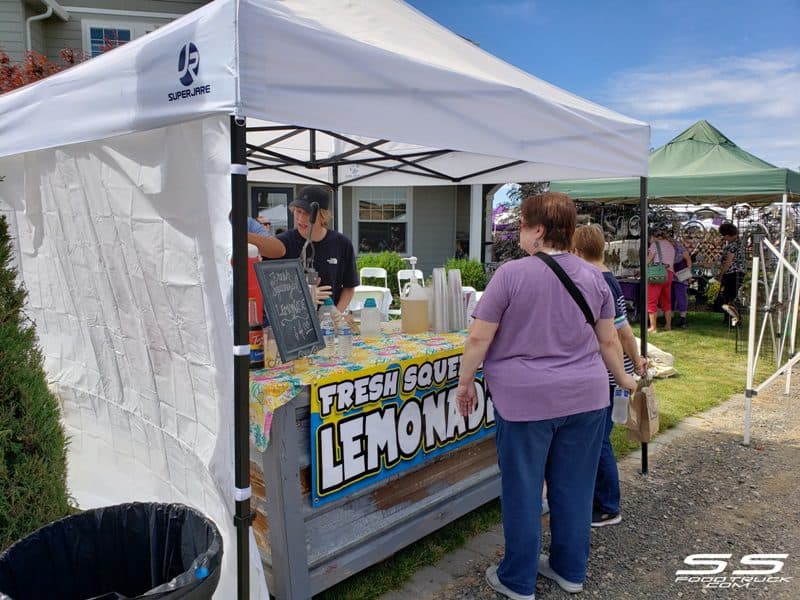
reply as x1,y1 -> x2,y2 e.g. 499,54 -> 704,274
253,259 -> 324,362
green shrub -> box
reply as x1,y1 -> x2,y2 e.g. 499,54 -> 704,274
356,252 -> 406,297
0,215 -> 69,551
445,258 -> 487,291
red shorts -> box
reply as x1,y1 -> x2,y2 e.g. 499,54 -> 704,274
647,270 -> 673,313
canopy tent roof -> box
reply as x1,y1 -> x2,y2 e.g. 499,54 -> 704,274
0,0 -> 648,184
551,120 -> 800,205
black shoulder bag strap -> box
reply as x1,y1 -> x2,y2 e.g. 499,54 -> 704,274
534,253 -> 596,326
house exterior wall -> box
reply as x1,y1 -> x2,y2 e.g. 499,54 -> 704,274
410,186 -> 458,275
455,185 -> 471,254
23,3 -> 45,53
341,187 -> 354,241
0,0 -> 25,61
253,183 -> 469,277
0,1 -> 208,64
44,0 -> 206,62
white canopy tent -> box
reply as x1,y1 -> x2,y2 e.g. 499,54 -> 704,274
0,0 -> 648,598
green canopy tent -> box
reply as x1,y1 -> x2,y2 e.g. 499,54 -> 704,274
551,119 -> 800,474
551,119 -> 800,205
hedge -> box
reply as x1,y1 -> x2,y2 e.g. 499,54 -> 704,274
0,215 -> 69,550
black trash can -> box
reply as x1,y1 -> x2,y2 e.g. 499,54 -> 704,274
0,502 -> 222,600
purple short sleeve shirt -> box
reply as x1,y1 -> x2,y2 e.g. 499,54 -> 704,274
472,253 -> 614,421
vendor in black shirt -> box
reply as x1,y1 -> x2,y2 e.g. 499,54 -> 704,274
249,185 -> 358,313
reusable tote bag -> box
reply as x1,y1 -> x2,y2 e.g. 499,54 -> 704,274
646,242 -> 668,284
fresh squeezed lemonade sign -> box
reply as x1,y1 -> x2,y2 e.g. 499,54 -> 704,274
310,349 -> 495,505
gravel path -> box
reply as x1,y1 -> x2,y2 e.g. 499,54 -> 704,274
402,376 -> 800,599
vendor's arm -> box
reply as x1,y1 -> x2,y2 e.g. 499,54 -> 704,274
456,318 -> 499,416
336,287 -> 355,314
248,233 -> 286,258
596,317 -> 635,392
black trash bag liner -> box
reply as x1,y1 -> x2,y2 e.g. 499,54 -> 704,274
0,502 -> 222,600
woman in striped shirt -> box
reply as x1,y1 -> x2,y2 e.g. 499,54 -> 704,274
573,224 -> 646,527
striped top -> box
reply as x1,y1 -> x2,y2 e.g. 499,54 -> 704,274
603,271 -> 635,387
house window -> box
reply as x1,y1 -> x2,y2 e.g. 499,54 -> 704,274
355,187 -> 410,254
88,27 -> 131,55
82,20 -> 159,57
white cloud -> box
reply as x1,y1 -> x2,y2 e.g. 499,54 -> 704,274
607,49 -> 800,169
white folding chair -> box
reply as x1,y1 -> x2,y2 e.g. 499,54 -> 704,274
359,266 -> 388,288
397,269 -> 425,297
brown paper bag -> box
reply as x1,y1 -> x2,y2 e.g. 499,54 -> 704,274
626,378 -> 659,442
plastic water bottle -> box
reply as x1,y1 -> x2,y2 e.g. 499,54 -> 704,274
611,386 -> 630,423
360,297 -> 381,338
319,298 -> 336,357
338,324 -> 353,359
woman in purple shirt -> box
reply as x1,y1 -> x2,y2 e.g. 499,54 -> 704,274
457,192 -> 635,600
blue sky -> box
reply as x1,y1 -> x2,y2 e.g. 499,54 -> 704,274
406,0 -> 800,170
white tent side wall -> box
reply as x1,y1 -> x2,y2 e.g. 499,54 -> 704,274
0,115 -> 266,599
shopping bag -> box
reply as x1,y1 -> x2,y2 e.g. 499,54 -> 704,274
646,263 -> 668,284
626,377 -> 660,442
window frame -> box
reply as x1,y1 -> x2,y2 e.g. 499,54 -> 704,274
352,187 -> 413,256
81,19 -> 160,57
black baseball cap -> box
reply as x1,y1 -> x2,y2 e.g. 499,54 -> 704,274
290,185 -> 330,213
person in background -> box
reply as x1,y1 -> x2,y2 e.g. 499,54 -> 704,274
718,222 -> 745,326
228,212 -> 273,251
456,192 -> 635,600
671,236 -> 693,329
646,227 -> 676,333
255,216 -> 272,235
572,224 -> 646,528
247,215 -> 271,240
247,185 -> 358,313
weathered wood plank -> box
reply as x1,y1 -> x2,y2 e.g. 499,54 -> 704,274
304,438 -> 498,566
308,469 -> 500,595
261,396 -> 311,599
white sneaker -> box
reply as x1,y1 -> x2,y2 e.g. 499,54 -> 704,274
485,565 -> 536,600
538,554 -> 584,593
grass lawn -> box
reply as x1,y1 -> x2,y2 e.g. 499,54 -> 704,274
315,310 -> 775,600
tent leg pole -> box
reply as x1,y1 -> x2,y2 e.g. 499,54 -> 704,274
744,256 -> 759,446
334,165 -> 342,231
639,177 -> 649,474
231,114 -> 252,600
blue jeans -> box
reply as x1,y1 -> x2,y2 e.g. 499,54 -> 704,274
495,407 -> 605,595
593,389 -> 620,514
